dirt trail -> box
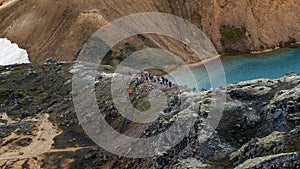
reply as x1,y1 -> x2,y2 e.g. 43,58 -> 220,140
0,113 -> 92,165
0,113 -> 62,160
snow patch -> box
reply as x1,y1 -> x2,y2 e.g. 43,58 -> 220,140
0,38 -> 30,66
100,72 -> 119,78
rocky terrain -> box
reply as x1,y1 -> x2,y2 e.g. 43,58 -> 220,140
0,61 -> 299,168
0,0 -> 299,63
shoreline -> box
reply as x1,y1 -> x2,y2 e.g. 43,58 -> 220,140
251,42 -> 300,55
251,47 -> 281,54
187,55 -> 221,68
187,42 -> 300,68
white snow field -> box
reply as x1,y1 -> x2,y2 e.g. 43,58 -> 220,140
0,38 -> 30,66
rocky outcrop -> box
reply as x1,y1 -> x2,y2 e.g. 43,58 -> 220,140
0,63 -> 300,168
0,0 -> 299,63
149,73 -> 300,168
235,152 -> 300,169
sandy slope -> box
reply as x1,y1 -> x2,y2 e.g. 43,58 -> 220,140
0,113 -> 61,160
0,113 -> 92,168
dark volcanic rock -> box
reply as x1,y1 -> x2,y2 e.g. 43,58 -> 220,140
1,63 -> 300,169
15,138 -> 32,147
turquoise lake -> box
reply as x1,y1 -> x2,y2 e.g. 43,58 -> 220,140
174,46 -> 300,90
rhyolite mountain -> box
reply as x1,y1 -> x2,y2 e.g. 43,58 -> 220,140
0,0 -> 299,63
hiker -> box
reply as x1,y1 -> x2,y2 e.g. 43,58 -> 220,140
153,75 -> 157,82
168,81 -> 172,88
148,73 -> 151,81
149,73 -> 153,81
159,77 -> 163,85
135,77 -> 139,87
140,71 -> 145,80
156,75 -> 160,83
165,78 -> 169,87
127,88 -> 132,95
145,72 -> 149,80
161,76 -> 164,84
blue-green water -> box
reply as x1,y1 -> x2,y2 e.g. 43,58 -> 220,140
175,47 -> 300,90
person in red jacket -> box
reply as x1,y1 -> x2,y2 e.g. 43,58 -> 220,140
127,88 -> 132,95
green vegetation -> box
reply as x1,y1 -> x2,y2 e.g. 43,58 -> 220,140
116,55 -> 124,61
279,36 -> 297,48
220,25 -> 246,45
102,49 -> 114,65
137,34 -> 146,40
99,34 -> 160,66
124,42 -> 134,47
219,25 -> 247,54
124,42 -> 137,53
295,136 -> 300,151
284,135 -> 300,153
102,42 -> 137,65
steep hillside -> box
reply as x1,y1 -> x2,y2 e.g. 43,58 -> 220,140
0,0 -> 299,63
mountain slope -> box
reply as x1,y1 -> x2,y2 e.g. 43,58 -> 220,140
0,0 -> 299,63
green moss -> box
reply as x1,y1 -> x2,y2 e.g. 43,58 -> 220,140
279,36 -> 296,48
294,135 -> 300,150
257,131 -> 285,156
284,136 -> 300,153
116,55 -> 124,61
125,42 -> 134,47
205,160 -> 234,169
223,129 -> 245,143
0,89 -> 10,102
137,34 -> 146,40
125,42 -> 137,52
134,98 -> 151,111
283,135 -> 300,153
285,36 -> 296,47
34,67 -> 43,75
220,25 -> 246,45
101,49 -> 114,65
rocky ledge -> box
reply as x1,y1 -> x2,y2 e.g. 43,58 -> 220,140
0,63 -> 299,169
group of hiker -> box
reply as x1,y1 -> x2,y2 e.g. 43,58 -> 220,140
127,70 -> 174,96
134,70 -> 173,88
